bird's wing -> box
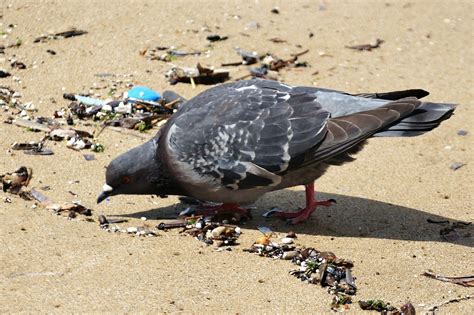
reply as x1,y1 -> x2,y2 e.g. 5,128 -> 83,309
166,80 -> 330,190
288,98 -> 421,169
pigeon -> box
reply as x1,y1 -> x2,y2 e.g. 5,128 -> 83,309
98,79 -> 455,224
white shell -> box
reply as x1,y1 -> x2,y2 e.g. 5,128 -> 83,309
281,237 -> 294,244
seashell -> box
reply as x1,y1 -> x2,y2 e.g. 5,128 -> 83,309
126,227 -> 138,233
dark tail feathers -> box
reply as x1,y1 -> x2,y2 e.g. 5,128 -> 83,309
355,89 -> 429,100
374,102 -> 456,137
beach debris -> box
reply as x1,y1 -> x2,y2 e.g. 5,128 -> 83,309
157,219 -> 187,230
0,86 -> 18,106
233,49 -> 310,81
331,293 -> 352,312
1,166 -> 33,194
11,139 -> 54,155
422,271 -> 474,287
12,118 -> 50,132
126,86 -> 161,102
358,299 -> 397,312
30,188 -> 92,217
142,46 -> 202,62
449,162 -> 465,171
346,39 -> 384,51
268,37 -> 287,43
83,154 -> 96,161
457,129 -> 468,136
245,21 -> 260,30
245,227 -> 356,295
97,214 -> 127,227
206,35 -> 228,42
271,7 -> 280,14
63,88 -> 173,133
400,302 -> 416,315
0,69 -> 11,78
426,295 -> 471,312
157,216 -> 242,247
235,48 -> 260,65
166,63 -> 230,85
66,136 -> 92,150
34,28 -> 88,43
10,60 -> 26,70
98,214 -> 154,235
46,49 -> 57,55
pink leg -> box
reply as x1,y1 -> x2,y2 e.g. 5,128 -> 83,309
194,203 -> 250,218
271,183 -> 336,224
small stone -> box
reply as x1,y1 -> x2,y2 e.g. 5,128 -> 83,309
286,231 -> 297,238
271,7 -> 279,14
281,237 -> 294,244
457,129 -> 468,136
282,250 -> 299,260
141,216 -> 147,221
449,162 -> 465,171
246,21 -> 260,30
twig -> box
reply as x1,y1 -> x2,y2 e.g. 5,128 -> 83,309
427,295 -> 471,312
222,61 -> 243,66
422,271 -> 474,287
107,126 -> 149,139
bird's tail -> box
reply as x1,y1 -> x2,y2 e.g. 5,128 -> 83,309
373,102 -> 456,137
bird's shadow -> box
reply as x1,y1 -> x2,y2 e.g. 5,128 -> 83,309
116,190 -> 473,248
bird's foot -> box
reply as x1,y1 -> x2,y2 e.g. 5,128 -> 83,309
265,199 -> 336,224
193,203 -> 251,219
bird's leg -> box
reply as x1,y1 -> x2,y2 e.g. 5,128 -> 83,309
267,182 -> 336,224
194,203 -> 250,218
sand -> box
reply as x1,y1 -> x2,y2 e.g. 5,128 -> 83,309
1,0 -> 473,313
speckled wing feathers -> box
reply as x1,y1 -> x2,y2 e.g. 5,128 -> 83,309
167,80 -> 329,190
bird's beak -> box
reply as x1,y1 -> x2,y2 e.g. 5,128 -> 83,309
97,184 -> 113,204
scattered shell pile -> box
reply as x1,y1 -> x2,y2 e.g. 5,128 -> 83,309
99,215 -> 158,237
157,216 -> 242,248
245,230 -> 356,296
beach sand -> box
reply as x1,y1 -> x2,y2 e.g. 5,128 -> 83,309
1,0 -> 472,313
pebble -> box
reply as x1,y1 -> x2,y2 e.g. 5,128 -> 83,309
282,250 -> 299,260
141,216 -> 147,221
281,237 -> 294,244
449,162 -> 466,171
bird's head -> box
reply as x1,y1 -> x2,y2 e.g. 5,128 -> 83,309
97,139 -> 161,203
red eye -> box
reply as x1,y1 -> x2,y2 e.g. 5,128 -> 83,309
122,176 -> 131,183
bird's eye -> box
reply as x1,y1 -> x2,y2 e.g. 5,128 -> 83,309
122,176 -> 131,183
